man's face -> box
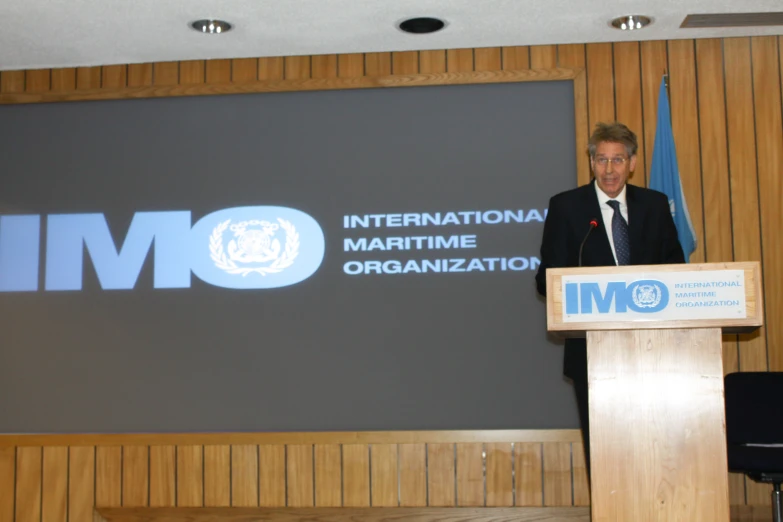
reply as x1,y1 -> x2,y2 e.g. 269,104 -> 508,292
591,141 -> 636,198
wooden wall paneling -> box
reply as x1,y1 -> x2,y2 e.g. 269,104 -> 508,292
257,58 -> 284,81
427,444 -> 455,507
127,64 -> 153,87
542,442 -> 571,507
341,445 -> 369,507
501,46 -> 530,70
314,445 -> 341,507
729,472 -> 747,507
152,62 -> 179,86
612,42 -> 646,187
0,447 -> 14,522
284,57 -> 311,80
286,445 -> 314,507
571,443 -> 589,506
176,446 -> 203,507
456,443 -> 484,507
485,443 -> 512,507
746,482 -> 773,508
586,43 -> 616,129
750,36 -> 783,373
515,442 -> 543,506
392,52 -> 419,75
639,40 -> 669,179
446,49 -> 474,73
694,39 -> 739,375
724,37 -> 771,505
96,447 -> 122,507
723,38 -> 762,267
530,45 -> 557,69
123,446 -> 149,507
723,37 -> 768,375
398,444 -> 427,507
205,60 -> 232,83
76,67 -> 101,89
41,447 -> 67,522
231,58 -> 259,83
311,55 -> 338,79
25,69 -> 50,92
203,446 -> 230,507
258,446 -> 285,507
474,48 -> 502,72
179,61 -> 206,84
557,44 -> 590,186
419,51 -> 446,74
1,70 -> 26,92
556,44 -> 583,72
51,69 -> 76,91
337,54 -> 365,78
370,444 -> 398,507
68,447 -> 95,522
231,445 -> 258,507
149,446 -> 176,507
667,39 -> 706,263
735,504 -> 780,520
101,65 -> 127,89
15,447 -> 41,522
364,53 -> 391,76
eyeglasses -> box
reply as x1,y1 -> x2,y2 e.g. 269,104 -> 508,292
594,156 -> 628,167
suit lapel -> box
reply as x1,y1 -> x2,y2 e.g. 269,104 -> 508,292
626,184 -> 644,264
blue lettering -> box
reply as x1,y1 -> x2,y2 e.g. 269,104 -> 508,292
567,279 -> 670,314
580,282 -> 627,313
565,283 -> 578,314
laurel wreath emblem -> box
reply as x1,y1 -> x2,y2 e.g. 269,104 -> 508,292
209,218 -> 299,276
633,284 -> 662,308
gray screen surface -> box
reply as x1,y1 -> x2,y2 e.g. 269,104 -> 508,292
0,81 -> 578,433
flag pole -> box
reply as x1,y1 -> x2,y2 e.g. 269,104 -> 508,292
662,70 -> 672,124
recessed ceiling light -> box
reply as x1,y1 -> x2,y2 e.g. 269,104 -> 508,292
191,19 -> 233,34
397,17 -> 446,34
610,15 -> 652,30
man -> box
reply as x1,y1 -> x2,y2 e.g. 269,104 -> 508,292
535,122 -> 684,471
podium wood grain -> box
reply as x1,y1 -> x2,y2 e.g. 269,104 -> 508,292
587,327 -> 729,522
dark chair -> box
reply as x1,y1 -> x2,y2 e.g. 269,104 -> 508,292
725,371 -> 783,522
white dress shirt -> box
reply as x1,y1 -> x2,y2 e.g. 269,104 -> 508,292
594,182 -> 629,265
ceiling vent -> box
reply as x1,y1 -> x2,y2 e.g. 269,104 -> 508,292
681,12 -> 783,28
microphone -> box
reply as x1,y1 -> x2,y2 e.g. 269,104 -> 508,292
578,219 -> 599,267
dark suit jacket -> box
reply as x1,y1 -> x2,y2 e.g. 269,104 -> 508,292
535,180 -> 685,379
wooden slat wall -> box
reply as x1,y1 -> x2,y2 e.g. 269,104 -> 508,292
0,430 -> 773,519
0,435 -> 591,520
1,36 -> 781,511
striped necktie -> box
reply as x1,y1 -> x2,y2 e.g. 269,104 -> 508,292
606,200 -> 630,265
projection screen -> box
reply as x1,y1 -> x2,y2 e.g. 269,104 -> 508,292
0,78 -> 580,433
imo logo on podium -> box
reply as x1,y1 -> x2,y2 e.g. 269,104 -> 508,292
0,206 -> 326,291
565,279 -> 669,315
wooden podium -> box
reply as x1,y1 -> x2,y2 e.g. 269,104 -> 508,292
546,262 -> 763,522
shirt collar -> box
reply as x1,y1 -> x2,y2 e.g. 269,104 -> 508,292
594,181 -> 627,208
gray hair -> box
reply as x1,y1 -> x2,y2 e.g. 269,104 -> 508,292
588,122 -> 639,158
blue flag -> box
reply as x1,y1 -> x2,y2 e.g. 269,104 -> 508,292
649,76 -> 697,261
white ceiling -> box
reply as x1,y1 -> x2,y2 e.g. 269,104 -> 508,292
2,0 -> 782,72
